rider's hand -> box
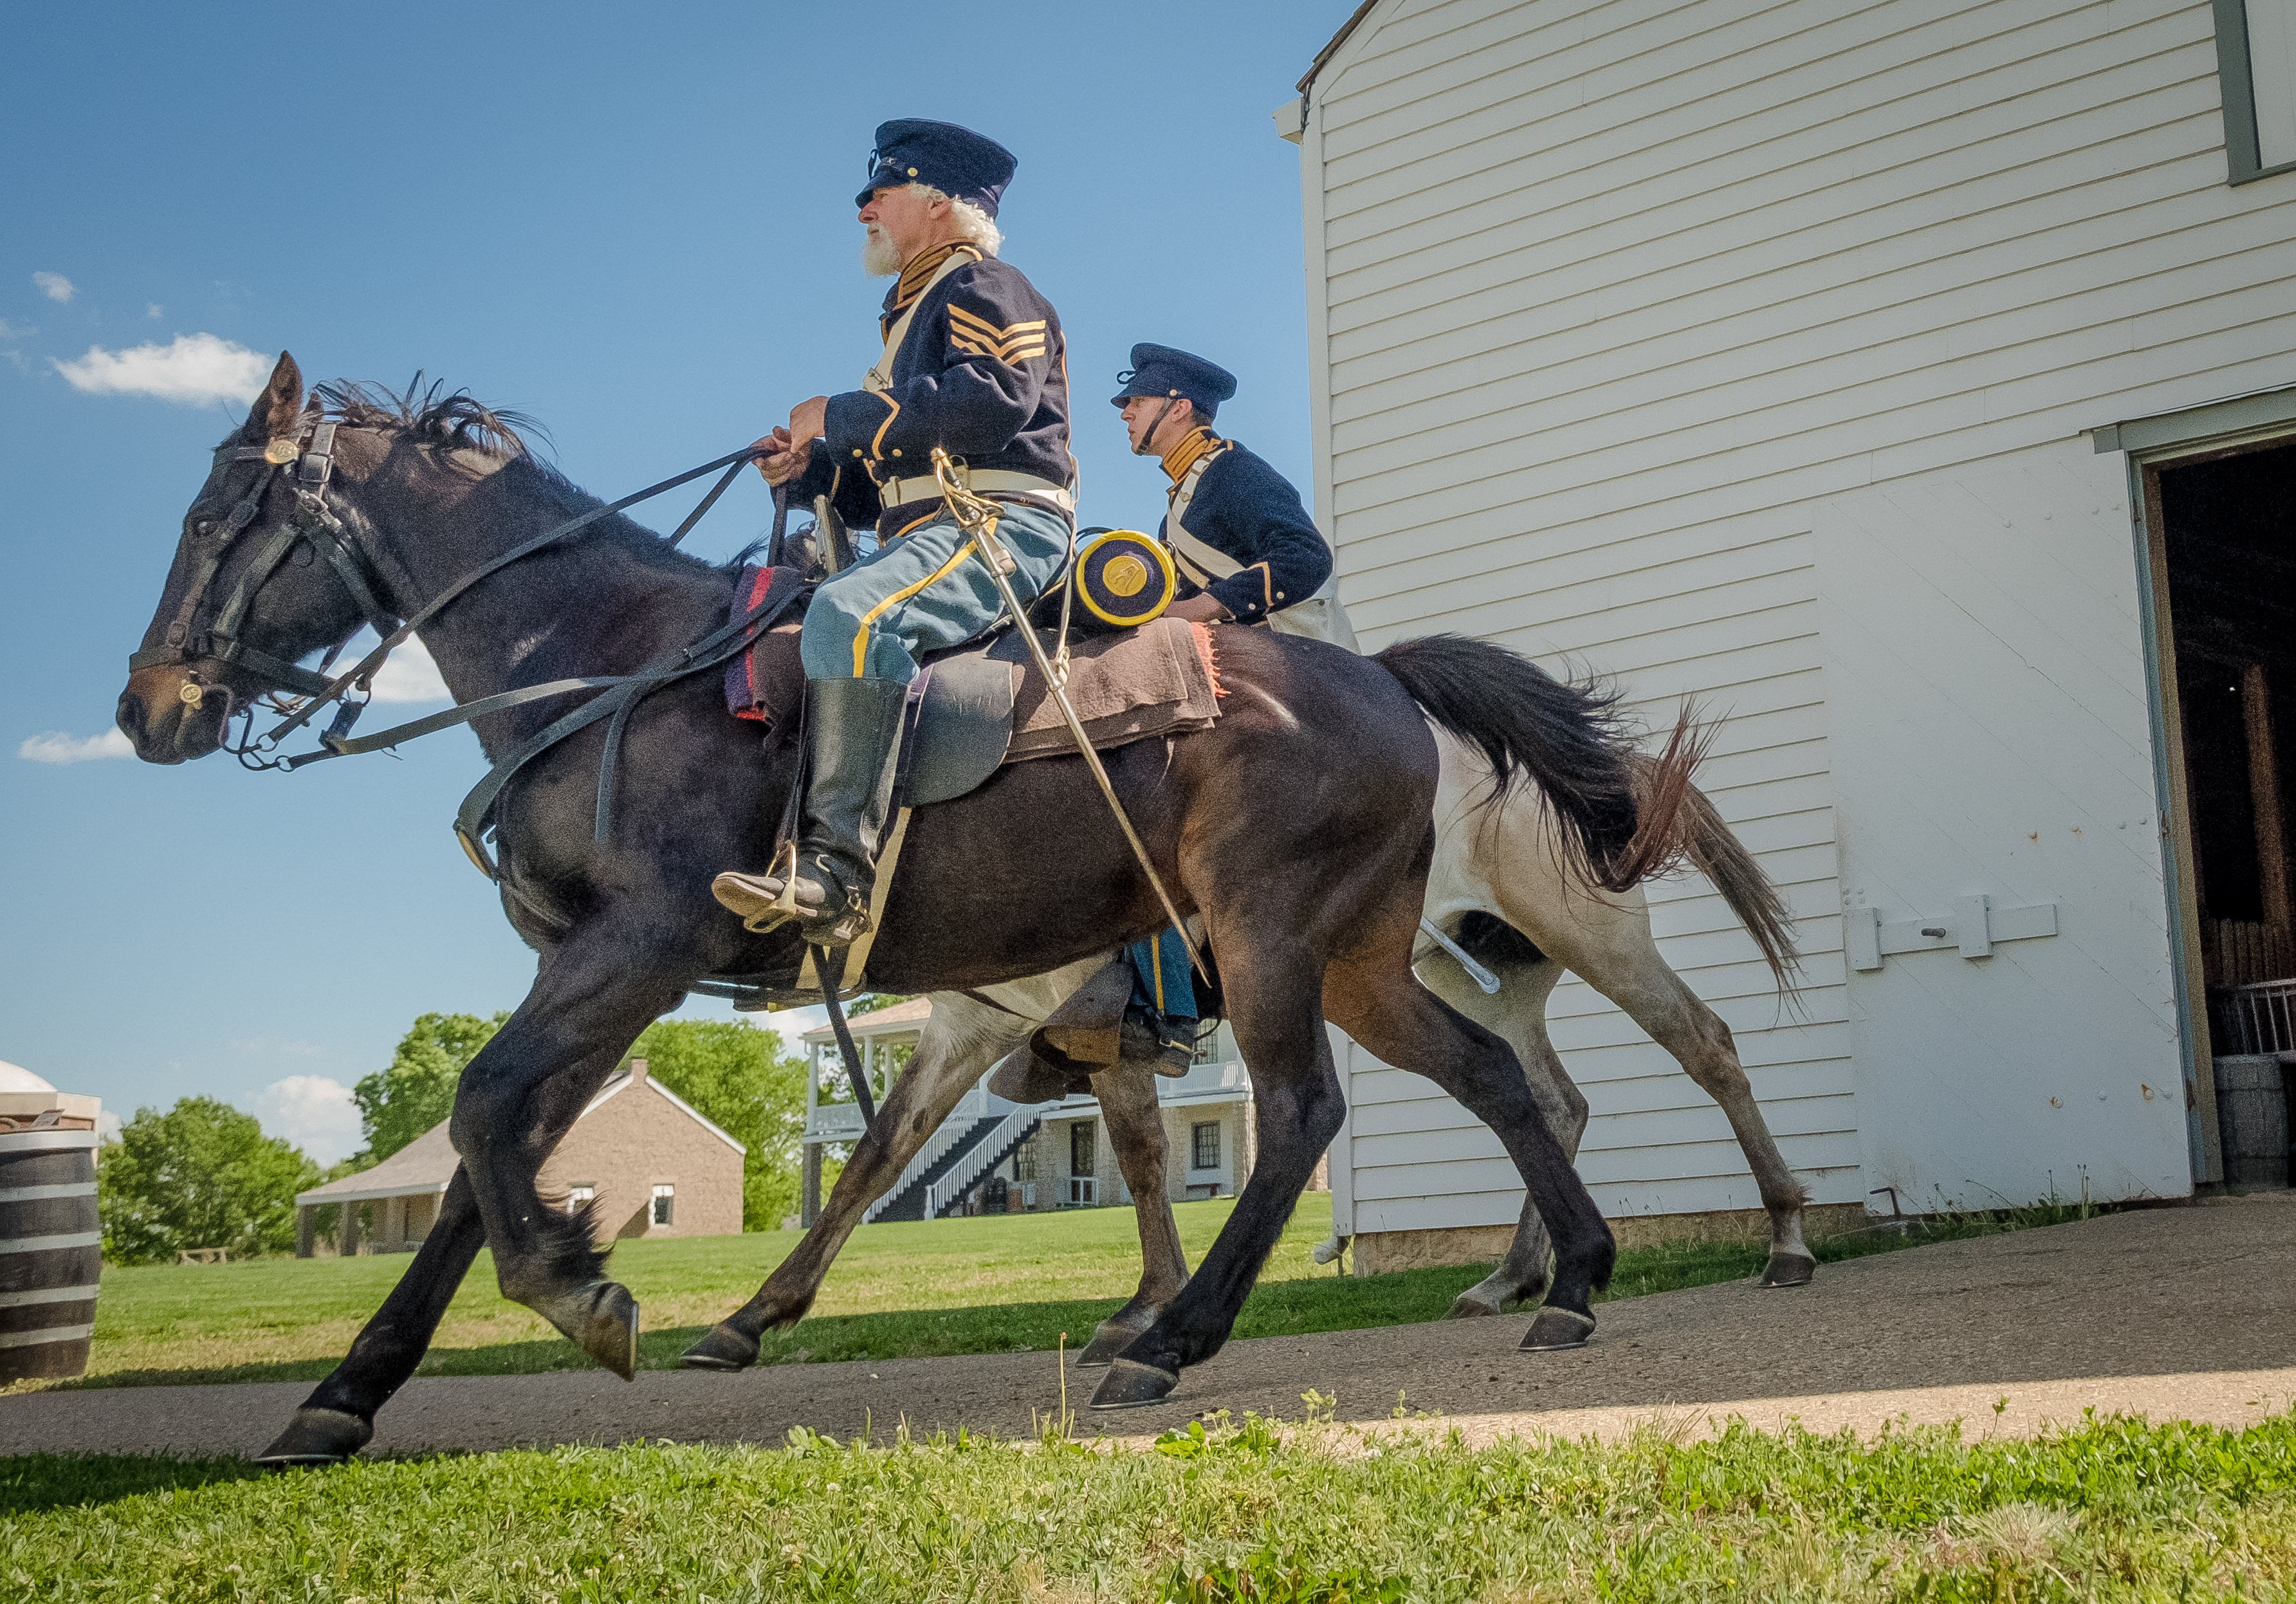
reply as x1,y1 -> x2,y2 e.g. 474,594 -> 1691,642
787,396 -> 830,449
1166,593 -> 1231,624
753,427 -> 809,486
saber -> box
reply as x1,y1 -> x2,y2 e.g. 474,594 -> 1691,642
930,449 -> 1208,983
1418,916 -> 1501,995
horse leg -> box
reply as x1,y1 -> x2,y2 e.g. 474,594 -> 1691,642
1453,737 -> 1815,1288
1326,911 -> 1617,1355
682,998 -> 1026,1370
1088,951 -> 1344,1410
1076,1059 -> 1191,1367
1414,938 -> 1583,1318
448,949 -> 684,1379
1593,958 -> 1814,1285
253,1170 -> 488,1464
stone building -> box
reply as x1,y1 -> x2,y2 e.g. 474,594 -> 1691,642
295,1058 -> 744,1255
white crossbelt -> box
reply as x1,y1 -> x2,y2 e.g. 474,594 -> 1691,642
877,468 -> 1076,515
1165,441 -> 1357,648
863,248 -> 978,394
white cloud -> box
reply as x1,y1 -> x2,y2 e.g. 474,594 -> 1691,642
369,636 -> 451,704
96,1109 -> 122,1145
18,728 -> 132,764
0,317 -> 31,341
33,271 -> 75,303
767,1006 -> 825,1060
146,303 -> 163,320
53,332 -> 271,406
254,1074 -> 362,1166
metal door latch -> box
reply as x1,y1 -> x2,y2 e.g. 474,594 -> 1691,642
1844,895 -> 2059,972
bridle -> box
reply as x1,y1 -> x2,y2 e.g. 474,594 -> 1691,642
131,416 -> 801,875
129,414 -> 404,767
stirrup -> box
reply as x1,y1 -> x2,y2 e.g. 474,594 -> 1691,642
717,840 -> 807,934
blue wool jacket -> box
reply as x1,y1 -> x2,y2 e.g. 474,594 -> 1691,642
794,246 -> 1073,536
1162,438 -> 1333,625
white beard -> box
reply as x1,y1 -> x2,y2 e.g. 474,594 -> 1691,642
861,226 -> 901,277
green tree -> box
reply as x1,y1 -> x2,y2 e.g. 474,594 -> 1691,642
98,1097 -> 320,1265
353,1011 -> 508,1163
630,1019 -> 808,1231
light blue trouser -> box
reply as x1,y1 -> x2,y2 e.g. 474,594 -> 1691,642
798,500 -> 1072,683
1128,928 -> 1197,1020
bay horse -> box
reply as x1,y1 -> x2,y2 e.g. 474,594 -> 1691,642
813,735 -> 1805,1374
625,674 -> 1801,1373
117,355 -> 1692,1462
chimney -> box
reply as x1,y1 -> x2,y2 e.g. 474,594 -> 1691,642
628,1058 -> 648,1085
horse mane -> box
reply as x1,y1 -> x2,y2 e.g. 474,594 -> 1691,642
309,377 -> 749,575
312,376 -> 544,462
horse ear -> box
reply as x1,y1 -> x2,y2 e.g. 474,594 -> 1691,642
257,351 -> 304,440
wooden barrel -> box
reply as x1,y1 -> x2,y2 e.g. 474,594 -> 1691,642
2214,1055 -> 2291,1190
0,1123 -> 101,1384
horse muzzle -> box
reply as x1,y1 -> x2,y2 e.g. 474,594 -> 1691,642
116,665 -> 232,764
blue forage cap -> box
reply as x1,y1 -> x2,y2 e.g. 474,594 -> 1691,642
1110,344 -> 1238,421
857,119 -> 1018,218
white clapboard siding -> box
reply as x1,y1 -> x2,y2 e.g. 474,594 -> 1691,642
1303,0 -> 2296,1232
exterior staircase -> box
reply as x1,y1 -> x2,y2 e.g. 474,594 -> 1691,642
867,1116 -> 1009,1222
923,1110 -> 1043,1220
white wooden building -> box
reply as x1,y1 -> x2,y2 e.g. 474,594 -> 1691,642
1282,0 -> 2296,1261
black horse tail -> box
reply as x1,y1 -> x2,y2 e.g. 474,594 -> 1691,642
1662,770 -> 1804,999
1373,634 -> 1701,894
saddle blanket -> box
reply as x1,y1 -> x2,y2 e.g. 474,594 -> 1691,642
721,564 -> 1224,807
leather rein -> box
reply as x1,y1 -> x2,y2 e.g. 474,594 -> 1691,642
133,419 -> 798,878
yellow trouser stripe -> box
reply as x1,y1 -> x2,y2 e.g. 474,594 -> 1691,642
849,535 -> 982,678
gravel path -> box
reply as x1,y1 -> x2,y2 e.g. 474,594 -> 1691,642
6,1197 -> 2293,1459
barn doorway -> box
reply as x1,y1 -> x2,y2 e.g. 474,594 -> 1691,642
2145,433 -> 2296,1185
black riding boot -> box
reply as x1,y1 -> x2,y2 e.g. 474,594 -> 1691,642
712,676 -> 907,946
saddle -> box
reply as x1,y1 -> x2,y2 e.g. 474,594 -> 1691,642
721,564 -> 1226,805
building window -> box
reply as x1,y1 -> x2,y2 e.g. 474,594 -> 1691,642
1069,1121 -> 1096,1178
1191,1121 -> 1222,1172
2216,0 -> 2296,183
1014,1145 -> 1036,1182
650,1185 -> 674,1226
565,1184 -> 594,1215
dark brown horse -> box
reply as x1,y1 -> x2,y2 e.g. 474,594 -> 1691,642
118,355 -> 1689,1463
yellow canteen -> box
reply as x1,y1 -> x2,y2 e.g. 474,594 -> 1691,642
1073,530 -> 1176,629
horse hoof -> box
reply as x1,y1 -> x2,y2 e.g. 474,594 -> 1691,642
1442,1290 -> 1503,1320
1518,1307 -> 1596,1351
1075,1320 -> 1145,1369
253,1407 -> 372,1468
539,1280 -> 640,1379
679,1322 -> 760,1372
1087,1356 -> 1179,1410
1761,1252 -> 1817,1288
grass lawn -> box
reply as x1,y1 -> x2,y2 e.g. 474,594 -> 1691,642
5,1408 -> 2293,1599
24,1197 -> 2094,1393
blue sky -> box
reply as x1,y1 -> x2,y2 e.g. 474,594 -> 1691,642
0,1 -> 1356,1161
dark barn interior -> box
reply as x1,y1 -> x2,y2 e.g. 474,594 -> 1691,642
2158,438 -> 2296,1187
2160,439 -> 2296,995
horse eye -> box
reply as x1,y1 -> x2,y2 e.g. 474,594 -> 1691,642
194,520 -> 216,537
